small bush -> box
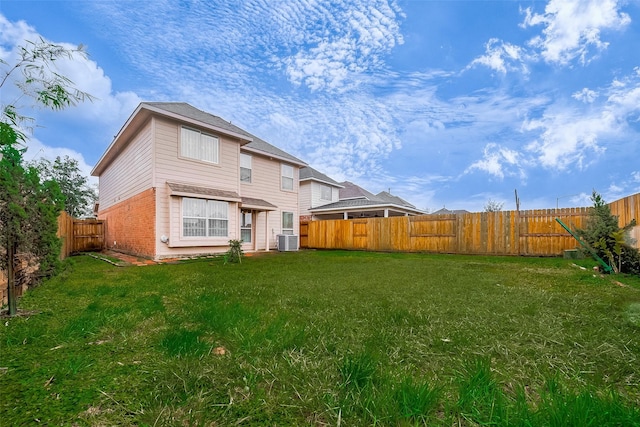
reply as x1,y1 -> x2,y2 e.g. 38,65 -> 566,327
224,239 -> 244,264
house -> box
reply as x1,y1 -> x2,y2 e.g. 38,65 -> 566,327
298,166 -> 344,221
91,102 -> 306,260
430,207 -> 470,215
299,171 -> 425,219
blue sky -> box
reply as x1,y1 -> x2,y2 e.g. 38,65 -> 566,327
2,0 -> 639,212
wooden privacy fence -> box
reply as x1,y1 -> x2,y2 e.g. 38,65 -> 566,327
301,192 -> 640,256
302,208 -> 592,256
57,211 -> 106,258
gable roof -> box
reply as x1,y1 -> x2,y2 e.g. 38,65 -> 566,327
299,166 -> 343,187
92,102 -> 305,176
339,181 -> 378,200
309,180 -> 424,215
144,102 -> 253,139
376,191 -> 416,209
147,102 -> 306,166
430,207 -> 470,215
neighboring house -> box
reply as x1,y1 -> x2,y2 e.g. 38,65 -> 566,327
303,179 -> 425,220
298,166 -> 343,220
430,207 -> 471,215
91,102 -> 306,260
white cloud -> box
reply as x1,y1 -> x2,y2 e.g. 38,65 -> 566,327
521,0 -> 631,65
468,38 -> 530,75
523,110 -> 610,170
523,70 -> 640,170
572,88 -> 598,103
0,15 -> 141,145
280,1 -> 404,91
465,143 -> 526,180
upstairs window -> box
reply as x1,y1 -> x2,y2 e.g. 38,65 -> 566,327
240,153 -> 252,183
181,127 -> 219,164
320,184 -> 332,201
281,164 -> 294,191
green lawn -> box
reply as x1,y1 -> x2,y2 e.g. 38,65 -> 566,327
2,250 -> 640,426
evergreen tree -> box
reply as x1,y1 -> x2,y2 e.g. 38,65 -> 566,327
577,191 -> 639,275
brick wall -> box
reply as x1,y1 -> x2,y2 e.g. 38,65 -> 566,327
99,188 -> 157,258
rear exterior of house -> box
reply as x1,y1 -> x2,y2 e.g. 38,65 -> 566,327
92,102 -> 305,260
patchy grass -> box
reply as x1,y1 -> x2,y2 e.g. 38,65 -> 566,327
1,251 -> 640,425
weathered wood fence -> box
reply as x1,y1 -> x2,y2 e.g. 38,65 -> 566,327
1,212 -> 105,305
301,193 -> 640,256
57,212 -> 105,257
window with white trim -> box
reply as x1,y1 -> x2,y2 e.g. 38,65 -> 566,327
240,153 -> 252,183
181,127 -> 219,164
320,184 -> 331,201
240,210 -> 252,243
281,164 -> 294,191
282,211 -> 294,235
182,198 -> 228,237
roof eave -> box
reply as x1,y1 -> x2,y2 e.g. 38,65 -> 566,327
300,177 -> 344,188
310,203 -> 425,215
241,145 -> 307,167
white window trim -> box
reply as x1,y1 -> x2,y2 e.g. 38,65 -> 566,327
181,197 -> 228,238
282,211 -> 294,235
180,126 -> 220,164
281,164 -> 294,191
320,184 -> 332,201
240,153 -> 252,183
240,210 -> 252,243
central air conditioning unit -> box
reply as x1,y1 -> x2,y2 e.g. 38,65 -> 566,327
277,234 -> 299,252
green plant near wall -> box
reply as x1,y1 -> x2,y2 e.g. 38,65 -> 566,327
578,191 -> 639,275
224,239 -> 244,264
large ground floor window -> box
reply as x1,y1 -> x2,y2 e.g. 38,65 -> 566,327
183,198 -> 228,237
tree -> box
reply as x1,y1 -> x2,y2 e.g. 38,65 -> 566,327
484,199 -> 504,212
1,37 -> 93,145
577,191 -> 639,275
1,144 -> 64,315
1,38 -> 92,315
30,156 -> 97,217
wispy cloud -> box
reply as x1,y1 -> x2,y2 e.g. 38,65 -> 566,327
466,143 -> 527,180
468,38 -> 530,75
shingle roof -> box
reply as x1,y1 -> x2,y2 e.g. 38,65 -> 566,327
143,102 -> 252,138
430,207 -> 470,215
144,102 -> 305,165
376,191 -> 416,209
299,166 -> 343,186
339,181 -> 379,200
167,182 -> 241,200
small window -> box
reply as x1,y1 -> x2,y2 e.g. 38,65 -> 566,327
240,153 -> 252,183
282,211 -> 294,235
240,210 -> 252,243
281,164 -> 294,191
181,127 -> 219,163
182,197 -> 228,237
320,184 -> 332,201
